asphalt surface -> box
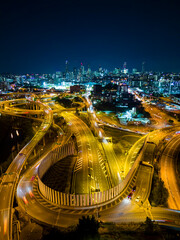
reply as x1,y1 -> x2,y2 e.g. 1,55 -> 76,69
16,147 -> 180,229
160,135 -> 180,210
1,93 -> 180,240
0,100 -> 53,240
61,111 -> 109,194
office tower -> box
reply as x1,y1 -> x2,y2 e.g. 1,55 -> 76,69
80,62 -> 85,75
65,60 -> 69,73
142,62 -> 145,73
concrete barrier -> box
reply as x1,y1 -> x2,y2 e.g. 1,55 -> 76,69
37,137 -> 147,208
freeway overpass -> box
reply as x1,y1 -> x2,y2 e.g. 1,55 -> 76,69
1,92 -> 180,238
160,134 -> 180,210
53,103 -> 110,194
15,134 -> 180,229
0,99 -> 53,240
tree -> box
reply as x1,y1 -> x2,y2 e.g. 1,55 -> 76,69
145,217 -> 154,234
150,178 -> 169,206
54,97 -> 72,108
76,215 -> 100,235
168,119 -> 174,124
74,96 -> 83,102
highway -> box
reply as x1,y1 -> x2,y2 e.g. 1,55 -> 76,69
16,147 -> 180,229
133,91 -> 179,130
16,157 -> 148,227
160,135 -> 180,210
60,111 -> 109,194
0,99 -> 53,240
124,136 -> 146,176
1,92 -> 180,238
86,97 -> 122,186
51,102 -> 110,194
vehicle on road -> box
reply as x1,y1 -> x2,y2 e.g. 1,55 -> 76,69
128,192 -> 133,199
141,161 -> 153,168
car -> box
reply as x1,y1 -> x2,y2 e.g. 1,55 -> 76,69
22,196 -> 28,205
128,192 -> 133,199
29,190 -> 34,198
30,176 -> 35,181
135,196 -> 140,202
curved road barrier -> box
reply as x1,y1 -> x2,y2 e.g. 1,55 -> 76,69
0,99 -> 53,240
37,136 -> 149,209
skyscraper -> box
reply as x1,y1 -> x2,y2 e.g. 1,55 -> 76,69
80,62 -> 85,75
65,60 -> 69,74
142,62 -> 145,73
122,62 -> 128,74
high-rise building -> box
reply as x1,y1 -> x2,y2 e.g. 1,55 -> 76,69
122,62 -> 128,74
73,67 -> 77,80
87,65 -> 91,74
114,68 -> 121,75
80,63 -> 85,75
65,60 -> 69,74
142,62 -> 145,73
98,66 -> 102,73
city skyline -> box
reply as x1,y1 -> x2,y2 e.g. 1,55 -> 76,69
0,0 -> 180,73
0,1 -> 180,239
1,61 -> 180,75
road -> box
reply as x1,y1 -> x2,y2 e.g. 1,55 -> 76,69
51,102 -> 110,194
16,147 -> 180,229
133,91 -> 179,129
160,135 -> 180,210
124,136 -> 146,176
14,95 -> 180,232
0,100 -> 53,240
1,93 -> 180,238
16,157 -> 147,227
60,111 -> 109,194
86,98 -> 123,186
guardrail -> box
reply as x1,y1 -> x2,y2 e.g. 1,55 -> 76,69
37,136 -> 148,209
0,99 -> 53,240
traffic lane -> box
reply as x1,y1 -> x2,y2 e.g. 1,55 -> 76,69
79,124 -> 107,192
160,136 -> 180,210
0,186 -> 12,210
124,136 -> 146,176
0,208 -> 10,239
61,113 -> 89,193
161,154 -> 178,210
0,102 -> 53,240
100,198 -> 147,223
132,165 -> 153,205
166,155 -> 180,210
102,142 -> 121,185
17,151 -> 180,228
62,112 -> 108,193
152,207 -> 180,223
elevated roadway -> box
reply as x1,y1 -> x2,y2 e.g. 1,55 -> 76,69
0,100 -> 53,240
86,98 -> 122,186
51,102 -> 111,194
160,135 -> 180,210
2,93 -> 180,235
60,111 -> 109,194
16,146 -> 180,229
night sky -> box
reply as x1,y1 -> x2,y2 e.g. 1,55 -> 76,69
0,0 -> 180,73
